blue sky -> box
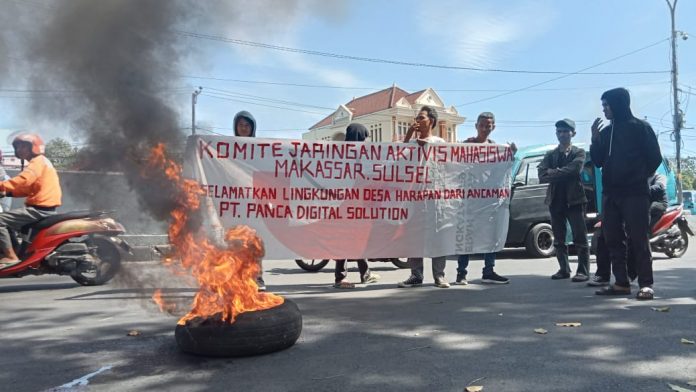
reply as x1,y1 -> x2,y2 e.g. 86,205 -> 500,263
1,0 -> 695,156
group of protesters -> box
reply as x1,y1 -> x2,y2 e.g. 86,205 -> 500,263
235,86 -> 662,301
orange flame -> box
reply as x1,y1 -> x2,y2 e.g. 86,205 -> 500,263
152,289 -> 177,314
147,144 -> 284,324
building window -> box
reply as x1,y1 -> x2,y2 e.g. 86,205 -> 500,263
369,123 -> 382,142
397,121 -> 410,141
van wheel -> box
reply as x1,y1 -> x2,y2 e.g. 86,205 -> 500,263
525,223 -> 556,258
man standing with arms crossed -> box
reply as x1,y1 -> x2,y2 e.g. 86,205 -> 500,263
591,88 -> 662,300
538,119 -> 590,282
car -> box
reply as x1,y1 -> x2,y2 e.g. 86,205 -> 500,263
506,144 -> 677,258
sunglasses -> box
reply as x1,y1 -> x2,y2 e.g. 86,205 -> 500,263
415,115 -> 427,121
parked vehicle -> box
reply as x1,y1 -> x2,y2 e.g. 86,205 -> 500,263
295,258 -> 409,272
591,204 -> 692,258
683,190 -> 696,215
0,209 -> 131,285
507,144 -> 678,257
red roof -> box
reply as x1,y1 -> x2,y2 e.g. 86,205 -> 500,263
310,86 -> 412,130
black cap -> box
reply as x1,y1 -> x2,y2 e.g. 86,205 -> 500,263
555,118 -> 575,131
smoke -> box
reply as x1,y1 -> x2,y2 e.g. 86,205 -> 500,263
1,0 -> 345,297
3,0 -> 345,220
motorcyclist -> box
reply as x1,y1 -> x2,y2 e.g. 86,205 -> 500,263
0,133 -> 62,269
648,172 -> 668,229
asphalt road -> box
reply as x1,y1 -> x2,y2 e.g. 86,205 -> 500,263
1,244 -> 695,392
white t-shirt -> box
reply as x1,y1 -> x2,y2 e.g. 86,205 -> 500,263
409,135 -> 446,144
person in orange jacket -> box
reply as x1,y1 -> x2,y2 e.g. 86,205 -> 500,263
0,133 -> 62,269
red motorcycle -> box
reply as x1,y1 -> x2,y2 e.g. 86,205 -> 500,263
592,205 -> 693,258
0,210 -> 131,285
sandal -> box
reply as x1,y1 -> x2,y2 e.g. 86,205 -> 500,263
0,259 -> 21,270
333,281 -> 355,289
595,285 -> 631,296
636,287 -> 654,301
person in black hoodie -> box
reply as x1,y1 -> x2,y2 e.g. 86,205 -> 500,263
590,88 -> 662,300
332,123 -> 380,288
538,118 -> 590,282
233,110 -> 266,291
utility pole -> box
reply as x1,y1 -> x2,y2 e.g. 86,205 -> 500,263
667,0 -> 686,203
191,87 -> 203,136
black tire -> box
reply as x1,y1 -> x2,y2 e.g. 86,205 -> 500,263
175,299 -> 303,357
389,258 -> 410,269
525,223 -> 556,258
665,228 -> 689,258
295,259 -> 330,272
71,237 -> 122,286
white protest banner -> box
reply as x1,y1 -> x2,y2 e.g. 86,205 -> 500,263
184,136 -> 514,260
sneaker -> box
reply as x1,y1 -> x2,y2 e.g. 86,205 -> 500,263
481,272 -> 509,284
587,275 -> 610,287
454,273 -> 468,285
397,275 -> 423,288
256,277 -> 266,292
434,277 -> 450,288
362,273 -> 381,284
551,271 -> 570,280
571,273 -> 589,282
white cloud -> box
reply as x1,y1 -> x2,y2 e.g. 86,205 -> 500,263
214,0 -> 361,87
419,0 -> 557,68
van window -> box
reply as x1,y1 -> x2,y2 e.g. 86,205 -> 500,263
514,156 -> 545,186
683,191 -> 692,202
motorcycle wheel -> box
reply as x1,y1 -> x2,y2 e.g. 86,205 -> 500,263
665,228 -> 689,258
389,258 -> 410,269
294,259 -> 330,272
72,236 -> 123,286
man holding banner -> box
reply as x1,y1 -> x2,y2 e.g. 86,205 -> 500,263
397,106 -> 450,288
456,112 -> 513,285
184,108 -> 515,279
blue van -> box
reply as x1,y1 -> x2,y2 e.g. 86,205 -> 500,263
507,143 -> 678,257
683,190 -> 696,215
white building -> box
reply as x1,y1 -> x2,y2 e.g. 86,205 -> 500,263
302,85 -> 465,142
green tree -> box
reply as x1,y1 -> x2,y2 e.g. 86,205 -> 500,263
45,137 -> 78,170
669,157 -> 696,190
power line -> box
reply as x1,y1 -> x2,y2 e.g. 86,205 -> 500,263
454,38 -> 671,107
175,30 -> 669,75
180,75 -> 670,93
202,87 -> 335,110
201,92 -> 330,116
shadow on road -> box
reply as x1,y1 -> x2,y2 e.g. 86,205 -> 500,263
1,264 -> 694,392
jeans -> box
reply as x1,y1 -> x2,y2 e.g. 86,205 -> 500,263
457,253 -> 495,277
549,204 -> 590,276
335,259 -> 370,283
602,194 -> 653,288
408,257 -> 446,281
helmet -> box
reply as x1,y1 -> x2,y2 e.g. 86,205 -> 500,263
12,133 -> 45,155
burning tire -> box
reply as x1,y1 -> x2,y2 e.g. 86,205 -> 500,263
175,299 -> 302,357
